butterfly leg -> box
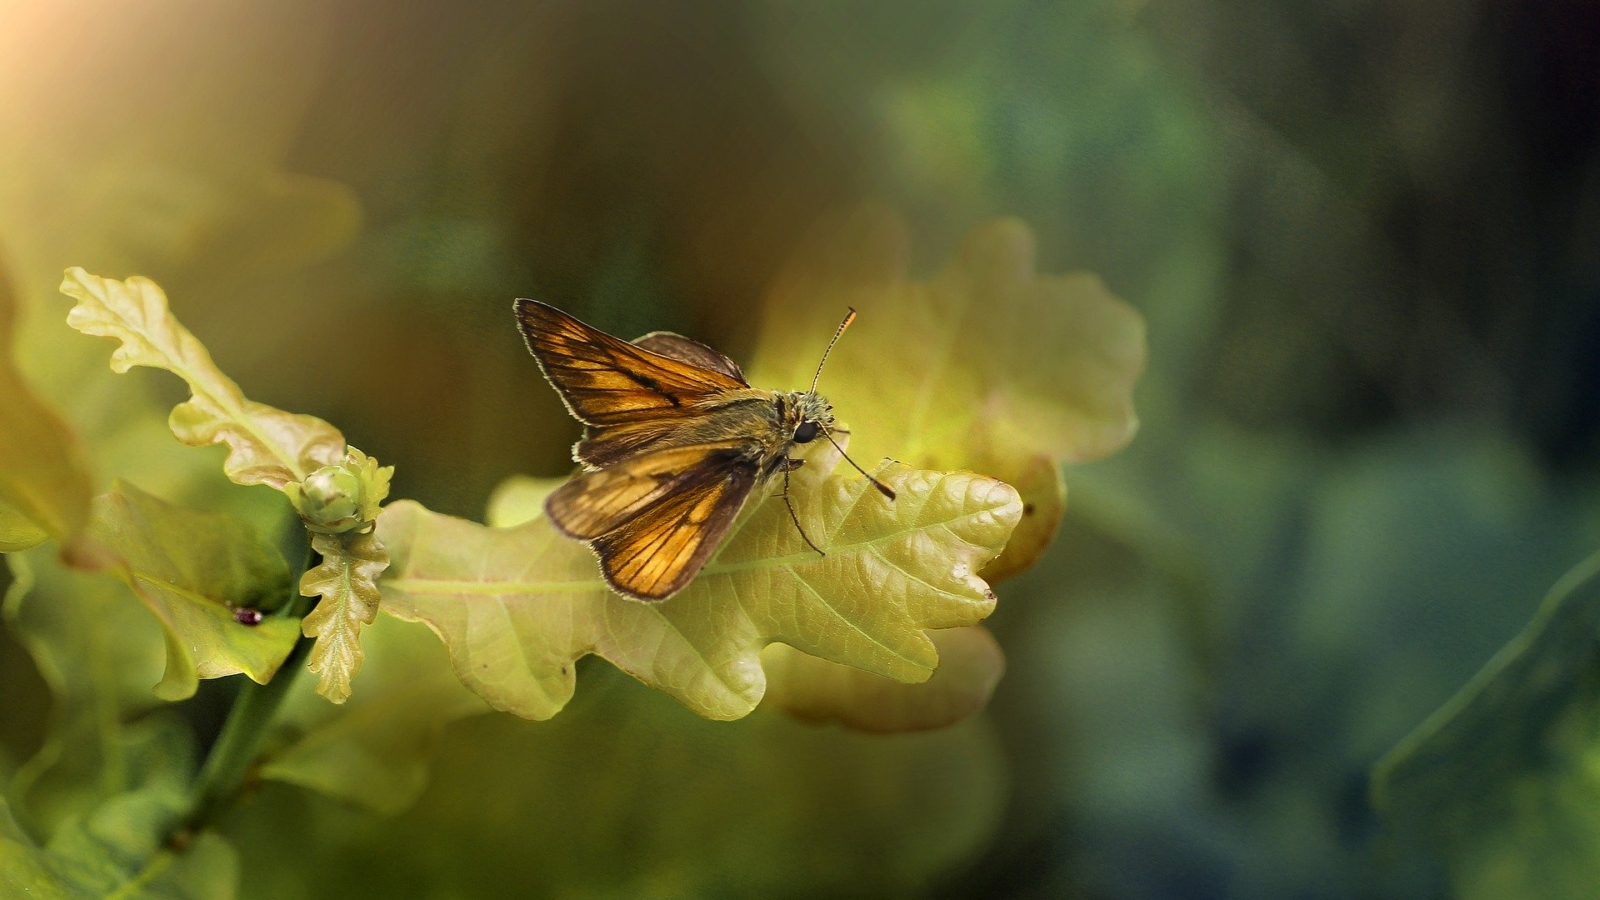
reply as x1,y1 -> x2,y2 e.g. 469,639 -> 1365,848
780,457 -> 825,556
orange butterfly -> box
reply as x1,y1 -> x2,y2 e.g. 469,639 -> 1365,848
514,300 -> 893,601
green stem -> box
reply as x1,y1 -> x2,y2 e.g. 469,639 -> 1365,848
180,547 -> 317,834
106,849 -> 175,900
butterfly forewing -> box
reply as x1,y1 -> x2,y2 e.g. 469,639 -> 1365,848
514,300 -> 747,427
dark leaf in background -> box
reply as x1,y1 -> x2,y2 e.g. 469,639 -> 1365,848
1374,551 -> 1600,900
227,667 -> 1005,900
1,717 -> 236,900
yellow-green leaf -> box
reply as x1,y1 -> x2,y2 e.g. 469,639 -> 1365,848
486,474 -> 1010,733
3,552 -> 167,836
0,801 -> 73,900
741,210 -> 1143,731
0,365 -> 94,548
59,268 -> 344,489
762,625 -> 1005,733
259,615 -> 487,814
300,529 -> 389,704
749,209 -> 1145,579
0,257 -> 92,547
483,474 -> 560,529
73,481 -> 300,701
380,441 -> 1020,721
975,452 -> 1067,583
0,498 -> 49,552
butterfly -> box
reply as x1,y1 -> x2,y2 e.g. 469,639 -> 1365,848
514,300 -> 894,601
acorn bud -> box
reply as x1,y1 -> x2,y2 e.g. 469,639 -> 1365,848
286,447 -> 392,535
287,464 -> 365,534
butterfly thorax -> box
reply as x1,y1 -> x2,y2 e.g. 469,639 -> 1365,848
690,388 -> 832,465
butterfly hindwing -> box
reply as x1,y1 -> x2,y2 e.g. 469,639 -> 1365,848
632,331 -> 746,382
514,299 -> 748,427
545,441 -> 751,539
573,419 -> 696,469
592,469 -> 758,600
544,441 -> 761,600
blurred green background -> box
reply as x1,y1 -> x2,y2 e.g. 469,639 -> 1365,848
3,1 -> 1600,897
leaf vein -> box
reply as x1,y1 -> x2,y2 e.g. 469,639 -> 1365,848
783,563 -> 923,669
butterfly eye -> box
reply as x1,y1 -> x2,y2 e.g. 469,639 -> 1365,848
793,420 -> 819,444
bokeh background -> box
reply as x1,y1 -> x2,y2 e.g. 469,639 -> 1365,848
3,1 -> 1600,898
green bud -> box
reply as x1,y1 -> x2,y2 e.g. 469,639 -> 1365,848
288,465 -> 364,534
287,448 -> 392,535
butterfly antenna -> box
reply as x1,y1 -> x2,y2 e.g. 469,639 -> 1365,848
809,307 -> 857,394
808,309 -> 892,499
823,425 -> 896,500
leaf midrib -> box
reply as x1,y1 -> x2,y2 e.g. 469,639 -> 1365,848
129,570 -> 236,615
